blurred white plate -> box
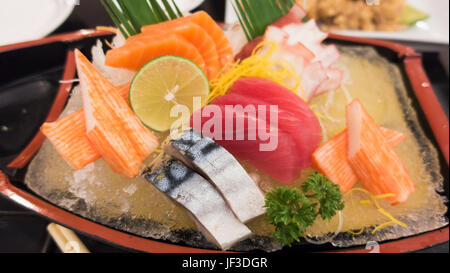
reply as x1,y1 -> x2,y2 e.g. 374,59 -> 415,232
333,0 -> 449,44
0,0 -> 76,46
225,0 -> 449,44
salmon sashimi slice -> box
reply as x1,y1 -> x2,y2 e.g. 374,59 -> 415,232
346,99 -> 415,205
312,127 -> 407,193
41,83 -> 131,170
41,109 -> 101,170
75,50 -> 158,177
105,34 -> 206,72
141,21 -> 220,79
187,11 -> 234,67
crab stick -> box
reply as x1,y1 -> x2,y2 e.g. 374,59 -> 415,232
41,84 -> 131,170
312,127 -> 407,193
75,49 -> 158,177
346,99 -> 415,205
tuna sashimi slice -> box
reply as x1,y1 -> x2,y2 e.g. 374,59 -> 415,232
140,21 -> 220,79
75,50 -> 158,177
145,155 -> 252,250
346,100 -> 415,205
41,84 -> 131,170
105,34 -> 206,72
164,129 -> 266,223
227,77 -> 322,169
312,127 -> 408,193
191,78 -> 322,182
192,102 -> 304,183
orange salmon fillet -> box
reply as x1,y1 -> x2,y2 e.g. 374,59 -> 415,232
76,50 -> 158,177
41,84 -> 131,170
141,21 -> 220,79
312,127 -> 407,193
105,34 -> 206,72
188,11 -> 234,67
346,99 -> 415,205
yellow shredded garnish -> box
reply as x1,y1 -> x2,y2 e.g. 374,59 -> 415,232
348,228 -> 365,236
207,41 -> 302,104
313,111 -> 326,119
104,39 -> 115,50
359,200 -> 372,205
345,188 -> 408,235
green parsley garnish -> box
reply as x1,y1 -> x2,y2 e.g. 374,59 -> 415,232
264,172 -> 345,247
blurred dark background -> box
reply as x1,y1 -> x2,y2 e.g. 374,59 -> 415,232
0,0 -> 448,253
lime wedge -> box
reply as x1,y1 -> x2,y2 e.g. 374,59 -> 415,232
399,5 -> 429,26
129,55 -> 209,132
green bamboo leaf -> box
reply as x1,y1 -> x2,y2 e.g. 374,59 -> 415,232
161,0 -> 177,20
100,0 -> 130,38
171,0 -> 183,17
107,0 -> 138,36
108,0 -> 138,36
231,1 -> 251,41
148,0 -> 169,22
232,0 -> 295,41
100,0 -> 183,38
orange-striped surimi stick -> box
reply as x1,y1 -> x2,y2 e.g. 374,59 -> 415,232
41,84 -> 130,170
346,99 -> 415,205
312,127 -> 407,193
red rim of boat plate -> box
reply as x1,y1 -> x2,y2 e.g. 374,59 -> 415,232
0,30 -> 448,253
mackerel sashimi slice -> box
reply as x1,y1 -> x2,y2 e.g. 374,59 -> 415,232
145,154 -> 252,250
163,129 -> 266,223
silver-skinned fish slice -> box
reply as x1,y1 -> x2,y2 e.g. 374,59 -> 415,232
163,129 -> 266,223
144,154 -> 252,250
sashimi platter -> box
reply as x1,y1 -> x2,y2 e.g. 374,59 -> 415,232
21,0 -> 447,252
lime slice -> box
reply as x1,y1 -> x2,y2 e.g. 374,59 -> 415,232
129,55 -> 209,132
399,5 -> 429,26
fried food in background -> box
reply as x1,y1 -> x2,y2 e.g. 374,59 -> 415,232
304,0 -> 407,31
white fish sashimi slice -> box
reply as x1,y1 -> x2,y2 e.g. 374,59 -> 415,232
265,26 -> 315,63
283,20 -> 328,49
315,67 -> 344,97
313,44 -> 341,68
281,20 -> 341,67
164,129 -> 266,223
301,61 -> 329,101
145,155 -> 252,250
